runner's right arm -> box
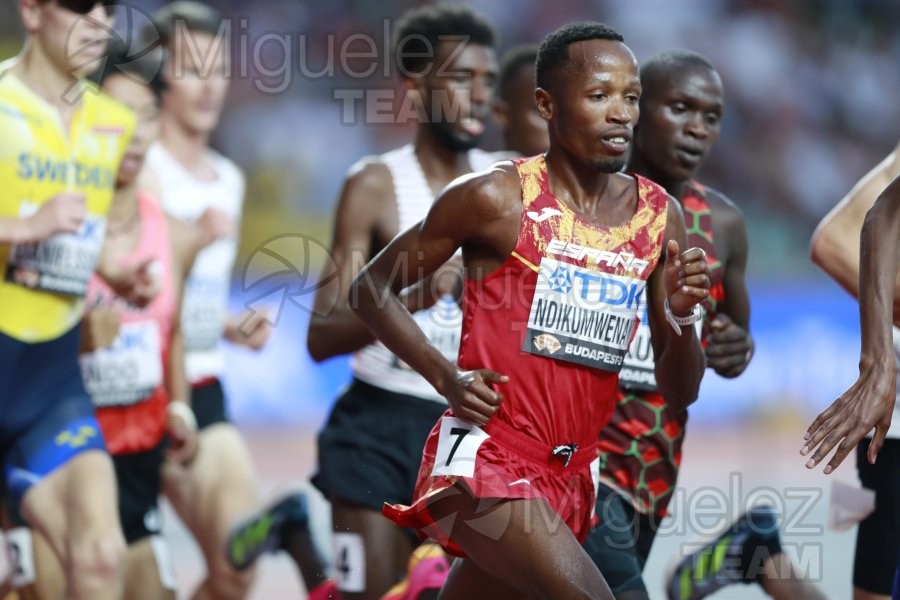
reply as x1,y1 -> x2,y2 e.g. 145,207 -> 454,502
803,175 -> 900,472
307,160 -> 460,362
0,193 -> 86,244
350,170 -> 514,425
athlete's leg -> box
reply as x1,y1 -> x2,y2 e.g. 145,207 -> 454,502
583,485 -> 650,599
437,558 -> 523,600
163,423 -> 258,600
12,529 -> 63,600
430,490 -> 614,600
331,499 -> 415,600
665,505 -> 829,600
280,520 -> 332,593
312,381 -> 446,599
21,451 -> 125,600
756,552 -> 827,600
225,488 -> 336,595
122,538 -> 175,600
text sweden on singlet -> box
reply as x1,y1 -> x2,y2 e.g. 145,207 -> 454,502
524,239 -> 648,371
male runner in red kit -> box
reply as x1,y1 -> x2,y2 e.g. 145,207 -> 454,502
351,22 -> 710,599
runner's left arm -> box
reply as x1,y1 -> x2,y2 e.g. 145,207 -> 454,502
165,218 -> 200,464
647,198 -> 710,411
704,198 -> 752,378
803,176 -> 900,472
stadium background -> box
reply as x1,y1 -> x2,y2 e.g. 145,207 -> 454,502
2,0 -> 899,597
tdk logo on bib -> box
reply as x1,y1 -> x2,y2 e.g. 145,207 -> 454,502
545,263 -> 644,309
524,257 -> 644,372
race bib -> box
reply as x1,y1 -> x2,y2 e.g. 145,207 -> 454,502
181,273 -> 227,352
619,299 -> 705,392
431,416 -> 489,478
523,257 -> 643,372
5,201 -> 105,296
5,528 -> 35,589
81,320 -> 163,407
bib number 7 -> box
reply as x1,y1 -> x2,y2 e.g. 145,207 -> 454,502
431,416 -> 489,478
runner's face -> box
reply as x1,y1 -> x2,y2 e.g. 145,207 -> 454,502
544,39 -> 640,173
102,74 -> 159,187
634,67 -> 723,182
162,31 -> 230,135
31,1 -> 114,76
496,65 -> 549,156
420,41 -> 497,152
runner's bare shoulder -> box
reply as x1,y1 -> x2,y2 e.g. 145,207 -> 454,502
436,160 -> 522,223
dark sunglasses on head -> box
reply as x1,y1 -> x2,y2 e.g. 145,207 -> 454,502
55,0 -> 118,16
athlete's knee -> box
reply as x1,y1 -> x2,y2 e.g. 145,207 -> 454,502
67,531 -> 126,596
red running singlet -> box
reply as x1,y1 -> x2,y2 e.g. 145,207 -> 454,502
81,192 -> 177,456
384,155 -> 669,555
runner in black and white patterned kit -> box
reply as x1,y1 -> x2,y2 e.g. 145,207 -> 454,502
306,6 -> 499,598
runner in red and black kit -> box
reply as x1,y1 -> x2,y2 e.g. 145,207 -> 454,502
581,49 -> 752,600
579,50 -> 823,600
592,181 -> 728,529
350,23 -> 711,599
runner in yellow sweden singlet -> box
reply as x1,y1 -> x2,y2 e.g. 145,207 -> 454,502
0,67 -> 135,342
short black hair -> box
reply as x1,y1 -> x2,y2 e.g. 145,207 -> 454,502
151,1 -> 224,49
535,21 -> 624,91
498,45 -> 538,102
91,38 -> 167,100
640,49 -> 717,97
393,3 -> 496,77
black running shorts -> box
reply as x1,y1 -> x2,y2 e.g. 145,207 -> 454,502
312,378 -> 446,511
855,438 -> 900,595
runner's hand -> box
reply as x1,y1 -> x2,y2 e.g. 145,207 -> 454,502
705,314 -> 753,377
166,406 -> 199,465
801,362 -> 895,473
24,193 -> 86,240
227,310 -> 273,351
98,256 -> 161,308
664,240 -> 710,316
441,368 -> 509,426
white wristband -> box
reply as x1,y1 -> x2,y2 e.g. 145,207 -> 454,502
664,298 -> 701,336
167,401 -> 197,432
